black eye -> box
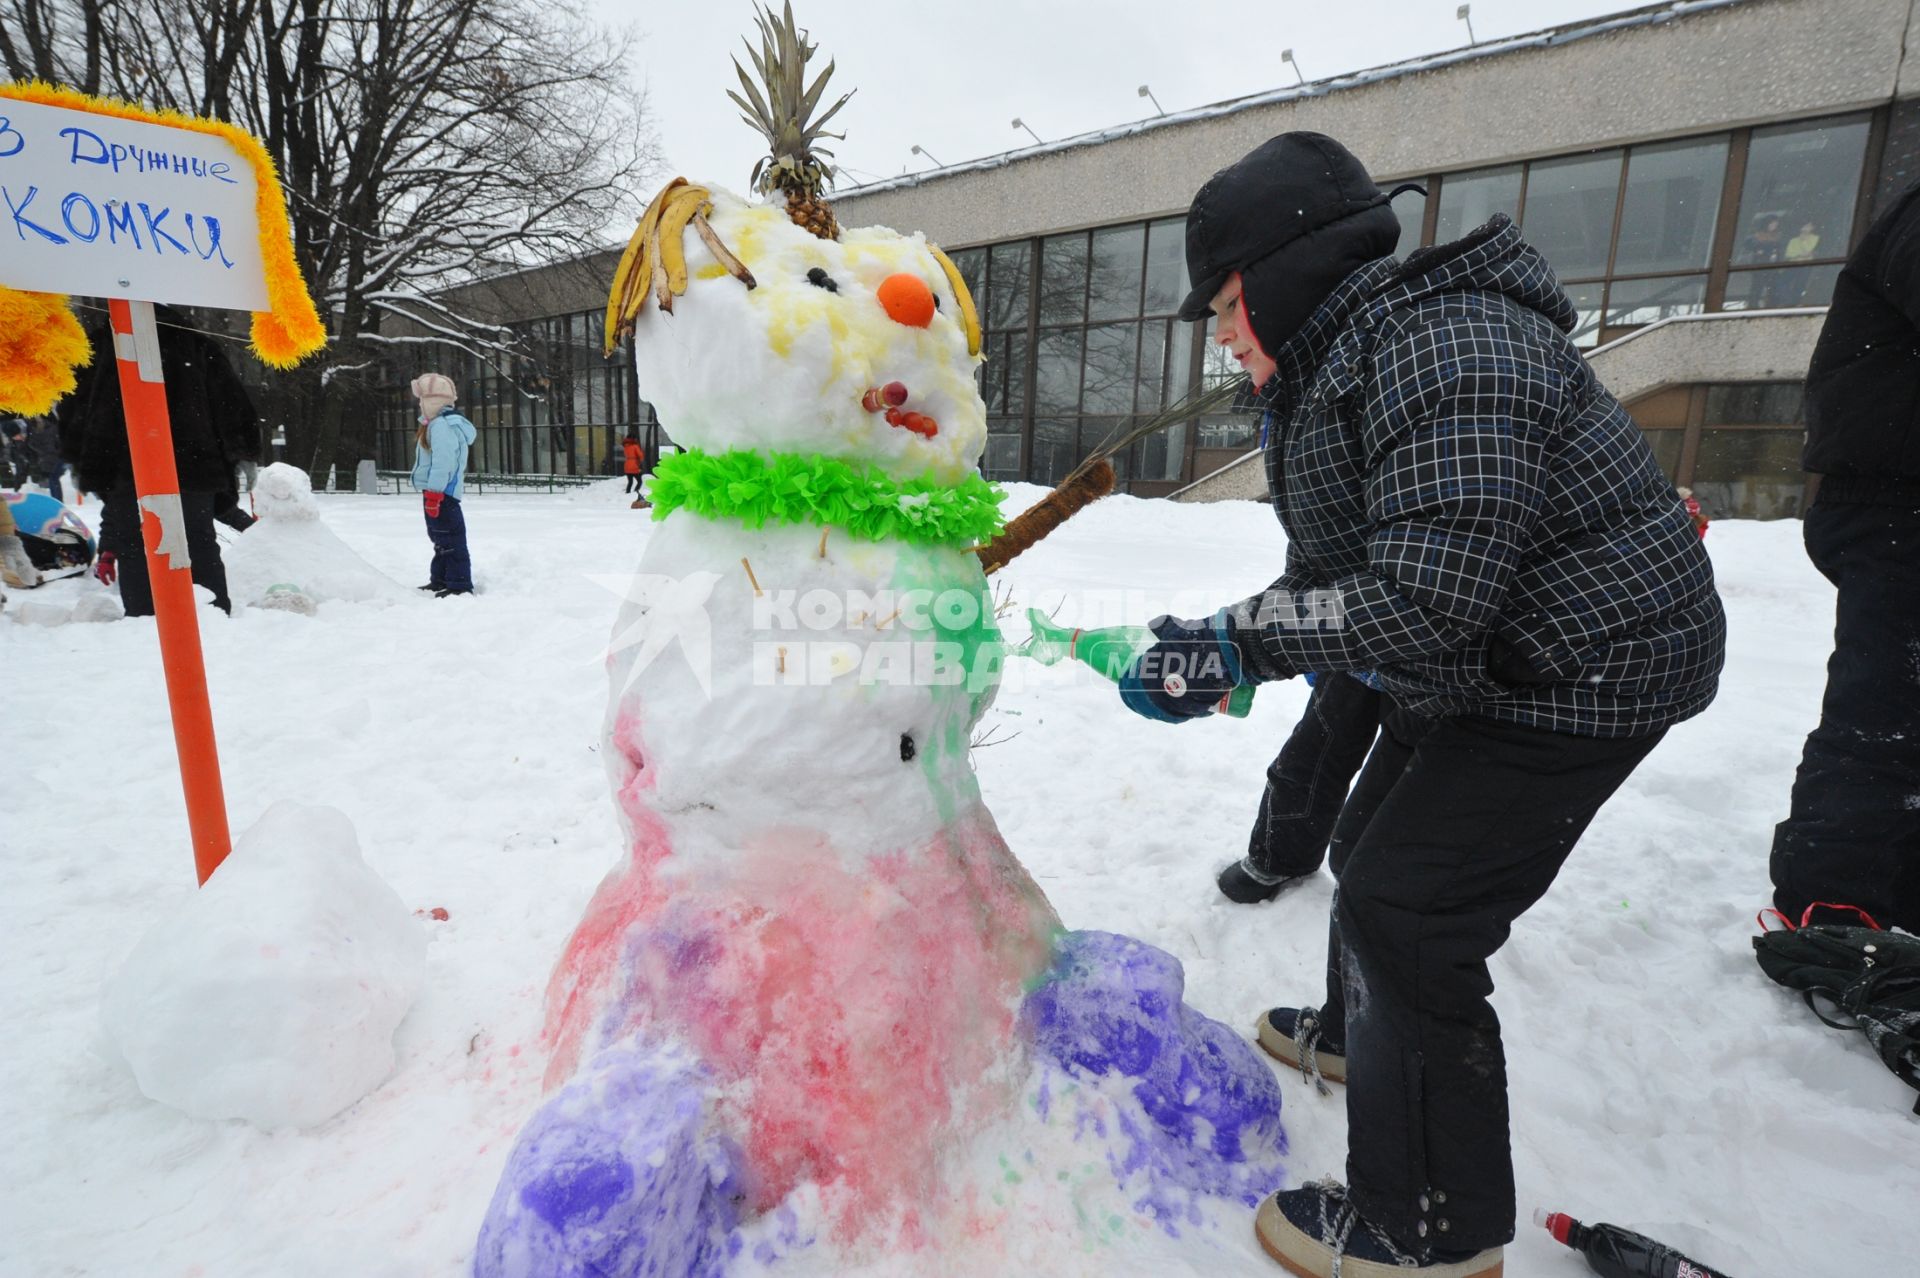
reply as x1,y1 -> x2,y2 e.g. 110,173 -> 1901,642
806,267 -> 839,293
899,732 -> 916,762
931,292 -> 941,311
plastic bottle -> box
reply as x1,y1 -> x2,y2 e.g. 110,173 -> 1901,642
1017,608 -> 1255,718
1537,1209 -> 1735,1278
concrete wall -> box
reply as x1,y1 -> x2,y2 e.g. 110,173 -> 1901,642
1171,449 -> 1268,504
1584,308 -> 1828,400
832,0 -> 1912,249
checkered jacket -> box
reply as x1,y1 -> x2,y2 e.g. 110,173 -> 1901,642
1231,215 -> 1726,737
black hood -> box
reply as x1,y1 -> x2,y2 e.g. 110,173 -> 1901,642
1239,202 -> 1402,358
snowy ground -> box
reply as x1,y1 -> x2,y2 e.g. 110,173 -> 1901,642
2,481 -> 1912,1277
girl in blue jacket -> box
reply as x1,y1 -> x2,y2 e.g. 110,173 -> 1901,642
409,373 -> 477,596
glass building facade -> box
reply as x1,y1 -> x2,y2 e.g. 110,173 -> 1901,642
382,108 -> 1878,518
938,109 -> 1877,514
374,309 -> 653,478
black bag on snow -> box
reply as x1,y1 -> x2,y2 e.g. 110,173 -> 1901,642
1753,922 -> 1920,1115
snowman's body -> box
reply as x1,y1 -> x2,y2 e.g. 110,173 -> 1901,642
476,191 -> 1285,1276
541,195 -> 1059,1231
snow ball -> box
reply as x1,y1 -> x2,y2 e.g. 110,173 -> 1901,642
253,462 -> 321,523
101,801 -> 427,1130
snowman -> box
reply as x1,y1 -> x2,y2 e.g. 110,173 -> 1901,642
473,174 -> 1286,1275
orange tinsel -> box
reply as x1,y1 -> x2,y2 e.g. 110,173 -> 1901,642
0,81 -> 326,413
0,287 -> 93,416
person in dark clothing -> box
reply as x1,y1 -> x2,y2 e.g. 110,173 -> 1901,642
1770,184 -> 1920,937
1113,133 -> 1724,1277
60,308 -> 262,615
1218,672 -> 1380,904
23,417 -> 67,502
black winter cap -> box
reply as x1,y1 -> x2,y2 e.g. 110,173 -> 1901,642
1177,132 -> 1393,321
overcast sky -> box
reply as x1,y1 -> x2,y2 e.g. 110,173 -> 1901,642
584,0 -> 1659,201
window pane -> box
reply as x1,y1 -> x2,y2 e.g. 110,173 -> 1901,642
1615,136 -> 1728,275
1604,274 -> 1707,327
1167,318 -> 1196,402
1734,116 -> 1870,266
1640,429 -> 1684,479
981,330 -> 1030,416
1197,411 -> 1257,450
1565,281 -> 1605,349
1030,418 -> 1076,485
1078,417 -> 1122,470
1521,150 -> 1622,279
1037,233 -> 1090,326
1136,318 -> 1169,412
1691,428 -> 1808,519
1705,382 -> 1805,427
1721,263 -> 1843,311
1034,328 -> 1085,412
1081,322 -> 1140,414
1627,386 -> 1693,430
983,434 -> 1022,482
1140,419 -> 1187,482
1435,165 -> 1522,243
1391,183 -> 1428,253
951,248 -> 987,314
1088,224 -> 1146,322
1144,218 -> 1189,314
987,241 -> 1031,330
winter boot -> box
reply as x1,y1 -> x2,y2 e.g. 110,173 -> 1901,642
1255,1179 -> 1503,1278
1218,857 -> 1315,904
1256,1006 -> 1345,1090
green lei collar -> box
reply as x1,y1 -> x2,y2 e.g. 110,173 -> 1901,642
646,447 -> 1006,548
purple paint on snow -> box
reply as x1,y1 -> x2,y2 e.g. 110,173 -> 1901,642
1022,930 -> 1287,1224
473,1040 -> 747,1278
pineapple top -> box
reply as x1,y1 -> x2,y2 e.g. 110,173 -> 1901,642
730,2 -> 853,235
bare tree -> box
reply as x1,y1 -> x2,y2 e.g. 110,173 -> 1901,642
3,0 -> 658,474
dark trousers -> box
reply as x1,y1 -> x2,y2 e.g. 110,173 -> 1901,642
1247,673 -> 1381,878
1318,701 -> 1662,1251
624,471 -> 642,493
1771,499 -> 1920,933
102,487 -> 229,616
426,495 -> 473,592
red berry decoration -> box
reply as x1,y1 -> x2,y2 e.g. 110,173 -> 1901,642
882,381 -> 909,407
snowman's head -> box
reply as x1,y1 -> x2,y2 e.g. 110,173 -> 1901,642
620,185 -> 986,486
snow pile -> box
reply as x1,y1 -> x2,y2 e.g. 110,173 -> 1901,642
225,463 -> 409,608
100,801 -> 427,1130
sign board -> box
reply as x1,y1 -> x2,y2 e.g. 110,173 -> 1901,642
0,97 -> 268,311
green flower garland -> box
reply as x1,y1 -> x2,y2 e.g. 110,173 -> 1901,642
646,447 -> 1006,547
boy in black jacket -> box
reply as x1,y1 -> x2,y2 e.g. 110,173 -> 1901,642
1115,133 -> 1724,1277
1771,185 -> 1920,936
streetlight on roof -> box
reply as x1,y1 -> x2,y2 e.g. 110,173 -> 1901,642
910,144 -> 946,168
1280,49 -> 1306,87
1011,118 -> 1044,146
1138,84 -> 1166,117
1457,4 -> 1477,44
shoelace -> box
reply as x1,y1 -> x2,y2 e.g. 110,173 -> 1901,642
1294,1010 -> 1333,1098
1310,1178 -> 1420,1275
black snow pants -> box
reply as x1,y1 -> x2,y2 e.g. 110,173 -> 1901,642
1317,700 -> 1663,1253
1243,672 -> 1381,881
102,486 -> 230,616
1771,496 -> 1920,934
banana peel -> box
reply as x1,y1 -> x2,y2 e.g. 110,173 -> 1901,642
604,179 -> 757,352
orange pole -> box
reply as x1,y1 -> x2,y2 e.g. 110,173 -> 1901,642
109,298 -> 233,885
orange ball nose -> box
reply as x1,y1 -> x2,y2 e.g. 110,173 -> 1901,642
877,273 -> 936,328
